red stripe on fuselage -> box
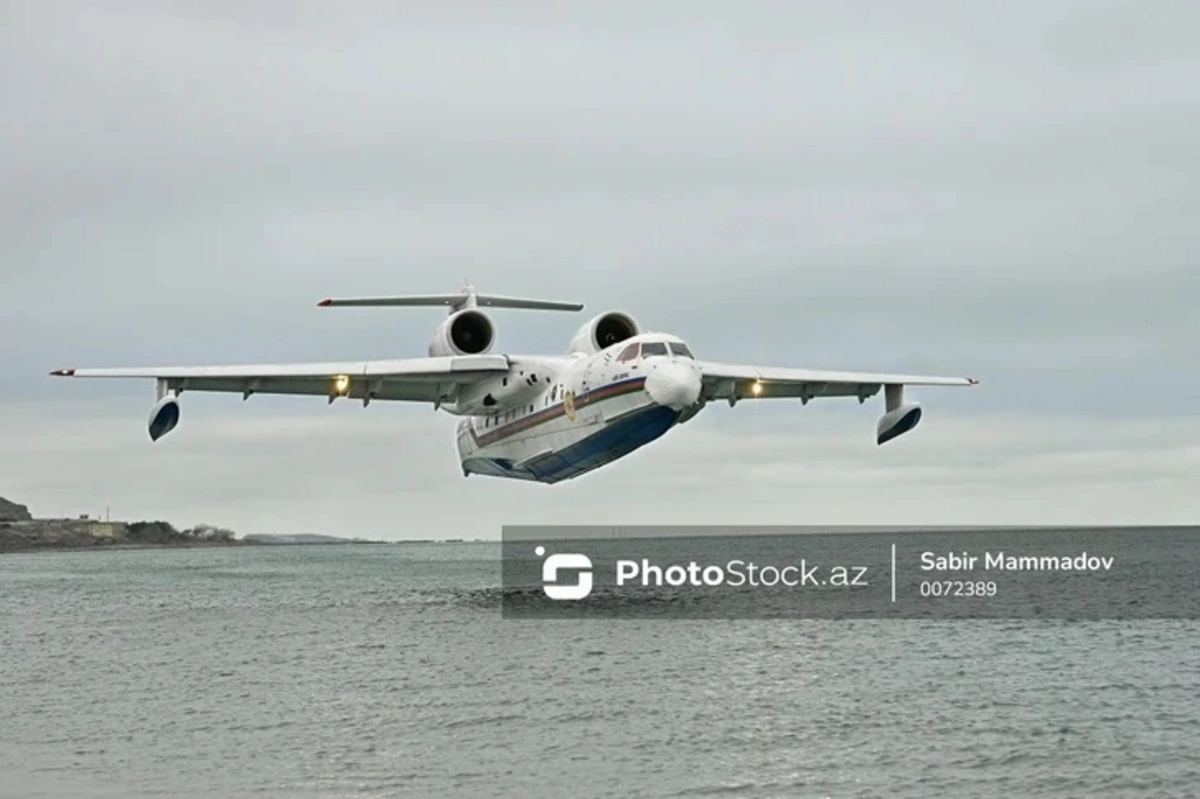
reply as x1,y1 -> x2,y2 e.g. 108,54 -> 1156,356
468,376 -> 647,447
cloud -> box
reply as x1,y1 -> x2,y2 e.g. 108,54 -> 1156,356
3,2 -> 1198,534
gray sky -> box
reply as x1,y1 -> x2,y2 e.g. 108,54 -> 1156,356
3,2 -> 1198,537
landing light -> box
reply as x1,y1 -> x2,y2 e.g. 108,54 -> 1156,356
333,374 -> 351,395
751,381 -> 763,396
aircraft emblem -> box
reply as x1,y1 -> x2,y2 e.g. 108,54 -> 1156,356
563,389 -> 576,421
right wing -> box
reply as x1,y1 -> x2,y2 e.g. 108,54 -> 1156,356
697,361 -> 977,403
693,360 -> 977,444
50,355 -> 511,404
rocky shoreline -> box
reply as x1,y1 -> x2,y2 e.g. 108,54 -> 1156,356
0,496 -> 245,554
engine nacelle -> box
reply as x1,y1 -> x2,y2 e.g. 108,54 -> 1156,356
148,395 -> 181,441
877,403 -> 921,445
429,309 -> 495,357
568,311 -> 640,356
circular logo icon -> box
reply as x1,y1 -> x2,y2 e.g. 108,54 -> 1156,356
563,389 -> 576,421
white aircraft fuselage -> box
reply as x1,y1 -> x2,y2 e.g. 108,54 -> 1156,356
454,333 -> 701,483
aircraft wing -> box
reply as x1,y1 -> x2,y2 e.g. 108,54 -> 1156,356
50,355 -> 511,404
696,361 -> 977,403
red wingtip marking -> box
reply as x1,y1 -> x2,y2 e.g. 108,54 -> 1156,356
317,298 -> 332,307
50,368 -> 76,376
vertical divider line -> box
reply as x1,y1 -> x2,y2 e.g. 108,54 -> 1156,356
891,543 -> 896,603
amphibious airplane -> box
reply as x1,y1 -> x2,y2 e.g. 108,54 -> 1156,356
51,283 -> 977,484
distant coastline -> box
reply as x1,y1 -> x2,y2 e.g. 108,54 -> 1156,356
242,533 -> 386,545
0,516 -> 244,554
0,493 -> 239,553
0,520 -> 386,554
0,495 -> 397,553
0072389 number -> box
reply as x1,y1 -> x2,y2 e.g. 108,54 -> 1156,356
919,580 -> 997,598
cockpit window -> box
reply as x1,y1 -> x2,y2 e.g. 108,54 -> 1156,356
617,343 -> 640,362
669,343 -> 694,359
641,342 -> 668,357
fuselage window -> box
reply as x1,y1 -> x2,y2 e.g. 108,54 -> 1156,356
641,342 -> 668,357
669,342 -> 694,359
618,343 -> 640,362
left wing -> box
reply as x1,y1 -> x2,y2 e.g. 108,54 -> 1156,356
695,361 -> 977,444
50,355 -> 512,440
50,355 -> 510,403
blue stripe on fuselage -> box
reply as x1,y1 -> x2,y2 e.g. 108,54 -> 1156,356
462,405 -> 678,484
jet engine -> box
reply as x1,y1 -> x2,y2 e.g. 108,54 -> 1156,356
429,309 -> 495,357
568,311 -> 640,355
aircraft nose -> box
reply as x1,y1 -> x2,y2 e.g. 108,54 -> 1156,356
645,362 -> 702,410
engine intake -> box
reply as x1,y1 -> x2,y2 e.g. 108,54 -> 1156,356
568,311 -> 640,355
429,309 -> 495,357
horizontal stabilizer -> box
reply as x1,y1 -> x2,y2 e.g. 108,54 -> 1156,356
318,295 -> 469,308
318,292 -> 582,312
473,294 -> 583,311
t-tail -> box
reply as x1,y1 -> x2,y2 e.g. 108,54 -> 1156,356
316,281 -> 583,314
317,282 -> 583,359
